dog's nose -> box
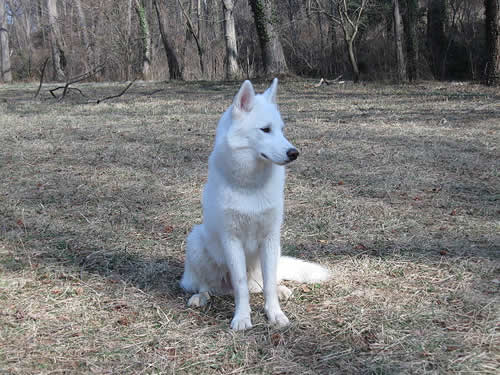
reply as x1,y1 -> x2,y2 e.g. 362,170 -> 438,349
286,148 -> 299,161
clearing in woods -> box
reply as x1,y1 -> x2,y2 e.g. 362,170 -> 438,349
0,80 -> 498,374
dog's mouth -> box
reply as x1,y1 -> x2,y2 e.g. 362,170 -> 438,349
260,153 -> 293,166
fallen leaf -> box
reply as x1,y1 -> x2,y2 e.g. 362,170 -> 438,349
271,333 -> 282,346
116,317 -> 130,326
305,304 -> 315,312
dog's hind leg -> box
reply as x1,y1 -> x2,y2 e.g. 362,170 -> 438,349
187,291 -> 211,307
277,285 -> 292,301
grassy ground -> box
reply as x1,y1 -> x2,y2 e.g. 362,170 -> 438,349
0,79 -> 498,374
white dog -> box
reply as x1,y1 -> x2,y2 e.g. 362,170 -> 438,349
180,78 -> 330,330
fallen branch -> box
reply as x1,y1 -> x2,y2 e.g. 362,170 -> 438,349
95,79 -> 136,104
314,74 -> 343,87
50,64 -> 105,101
49,86 -> 88,99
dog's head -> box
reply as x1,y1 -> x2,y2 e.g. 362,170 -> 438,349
227,78 -> 299,166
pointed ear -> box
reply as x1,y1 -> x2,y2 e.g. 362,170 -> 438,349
232,80 -> 255,115
263,78 -> 278,103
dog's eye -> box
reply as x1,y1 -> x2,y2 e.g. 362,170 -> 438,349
260,127 -> 271,133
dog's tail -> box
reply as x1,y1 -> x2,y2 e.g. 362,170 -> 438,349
278,256 -> 330,283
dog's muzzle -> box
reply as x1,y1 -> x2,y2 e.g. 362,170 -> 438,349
286,148 -> 299,162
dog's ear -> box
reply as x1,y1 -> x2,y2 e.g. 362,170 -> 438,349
233,80 -> 255,115
263,78 -> 278,103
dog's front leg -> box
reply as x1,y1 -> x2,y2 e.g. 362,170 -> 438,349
223,237 -> 252,330
260,234 -> 290,327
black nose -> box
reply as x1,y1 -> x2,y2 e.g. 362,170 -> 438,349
286,148 -> 299,161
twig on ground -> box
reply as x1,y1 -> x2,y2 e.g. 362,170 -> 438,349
314,75 -> 343,87
50,65 -> 105,101
95,79 -> 136,104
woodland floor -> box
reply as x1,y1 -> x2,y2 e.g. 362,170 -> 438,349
0,79 -> 499,374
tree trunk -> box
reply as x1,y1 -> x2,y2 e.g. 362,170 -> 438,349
404,0 -> 418,81
346,38 -> 359,83
74,0 -> 93,71
126,0 -> 133,80
222,0 -> 240,79
484,0 -> 500,85
0,0 -> 12,82
249,0 -> 288,76
336,0 -> 370,83
427,0 -> 447,80
47,0 -> 65,81
153,0 -> 182,80
393,0 -> 407,82
177,0 -> 204,76
135,0 -> 152,80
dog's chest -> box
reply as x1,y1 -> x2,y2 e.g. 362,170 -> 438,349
225,206 -> 279,253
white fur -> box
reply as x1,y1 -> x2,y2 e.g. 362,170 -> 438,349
180,78 -> 330,330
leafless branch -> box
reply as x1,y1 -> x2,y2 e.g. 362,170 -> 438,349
95,79 -> 136,104
49,65 -> 105,101
34,57 -> 50,99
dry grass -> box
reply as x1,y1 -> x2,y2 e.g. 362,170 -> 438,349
0,79 -> 499,374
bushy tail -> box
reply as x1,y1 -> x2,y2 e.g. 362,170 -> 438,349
278,256 -> 330,283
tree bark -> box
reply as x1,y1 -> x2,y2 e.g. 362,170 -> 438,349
337,0 -> 370,83
126,0 -> 133,80
177,0 -> 204,76
393,0 -> 407,82
249,0 -> 288,76
0,0 -> 12,82
153,0 -> 182,80
135,0 -> 152,80
47,0 -> 66,81
222,0 -> 240,79
427,0 -> 448,80
484,0 -> 500,85
404,0 -> 418,81
74,0 -> 93,72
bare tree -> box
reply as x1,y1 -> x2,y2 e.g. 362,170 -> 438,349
316,0 -> 371,82
404,0 -> 418,81
337,0 -> 371,83
427,0 -> 448,80
249,0 -> 289,76
393,0 -> 406,82
484,0 -> 499,85
126,0 -> 133,80
135,0 -> 152,80
222,0 -> 240,79
154,0 -> 182,80
47,0 -> 65,81
0,0 -> 12,82
177,0 -> 205,76
74,0 -> 93,71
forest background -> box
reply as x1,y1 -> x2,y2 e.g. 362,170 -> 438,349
0,0 -> 499,86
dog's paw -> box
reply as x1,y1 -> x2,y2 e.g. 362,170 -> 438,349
277,285 -> 292,301
266,309 -> 290,328
187,292 -> 210,307
230,314 -> 252,331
